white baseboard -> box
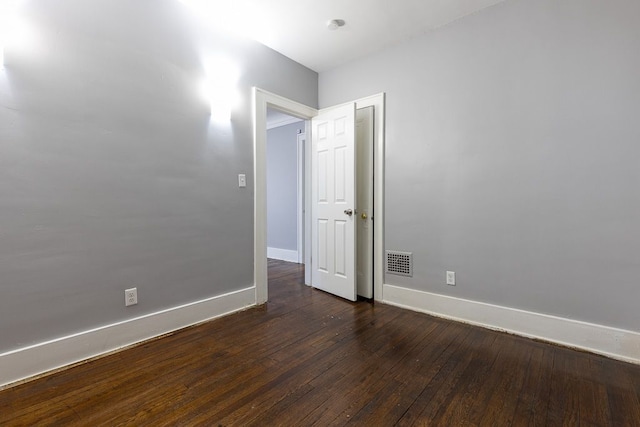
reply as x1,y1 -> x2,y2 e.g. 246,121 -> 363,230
383,284 -> 640,364
0,287 -> 256,388
267,247 -> 299,263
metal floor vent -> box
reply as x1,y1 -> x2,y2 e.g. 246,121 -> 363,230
386,250 -> 413,277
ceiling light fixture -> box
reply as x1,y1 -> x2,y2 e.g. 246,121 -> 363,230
327,19 -> 345,31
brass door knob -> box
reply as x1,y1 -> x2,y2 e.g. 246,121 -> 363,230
361,212 -> 367,220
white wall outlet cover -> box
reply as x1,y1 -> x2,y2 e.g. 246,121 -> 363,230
125,288 -> 138,306
446,271 -> 456,286
238,174 -> 247,188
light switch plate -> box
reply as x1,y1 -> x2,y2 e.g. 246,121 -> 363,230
238,174 -> 246,188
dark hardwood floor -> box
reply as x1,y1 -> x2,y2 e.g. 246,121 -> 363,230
1,259 -> 639,426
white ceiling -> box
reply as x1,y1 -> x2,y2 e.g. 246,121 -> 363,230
181,0 -> 507,72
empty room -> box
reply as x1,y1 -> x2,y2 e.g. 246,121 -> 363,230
1,0 -> 639,425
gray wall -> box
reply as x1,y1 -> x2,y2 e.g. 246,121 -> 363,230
319,0 -> 640,331
267,122 -> 301,251
0,0 -> 317,352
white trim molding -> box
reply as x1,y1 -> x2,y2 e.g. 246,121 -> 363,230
0,287 -> 256,388
355,94 -> 385,302
253,88 -> 318,304
296,132 -> 305,265
267,247 -> 299,263
383,284 -> 640,364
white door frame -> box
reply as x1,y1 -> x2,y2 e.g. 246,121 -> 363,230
253,87 -> 385,304
355,94 -> 385,301
296,132 -> 305,264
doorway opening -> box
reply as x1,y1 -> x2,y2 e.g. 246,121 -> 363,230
253,88 -> 385,305
265,107 -> 306,266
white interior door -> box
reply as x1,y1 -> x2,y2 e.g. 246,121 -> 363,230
311,103 -> 357,301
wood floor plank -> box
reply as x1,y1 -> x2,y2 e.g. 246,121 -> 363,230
339,319 -> 446,426
352,321 -> 457,425
545,348 -> 581,426
423,329 -> 502,425
210,311 -> 382,425
322,311 -> 446,426
1,259 -> 639,426
265,308 -> 407,426
511,344 -> 555,426
393,326 -> 476,426
298,310 -> 418,425
476,335 -> 533,426
577,355 -> 613,426
606,359 -> 640,426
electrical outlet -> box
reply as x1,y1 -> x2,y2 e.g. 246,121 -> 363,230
446,271 -> 456,286
125,288 -> 138,306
